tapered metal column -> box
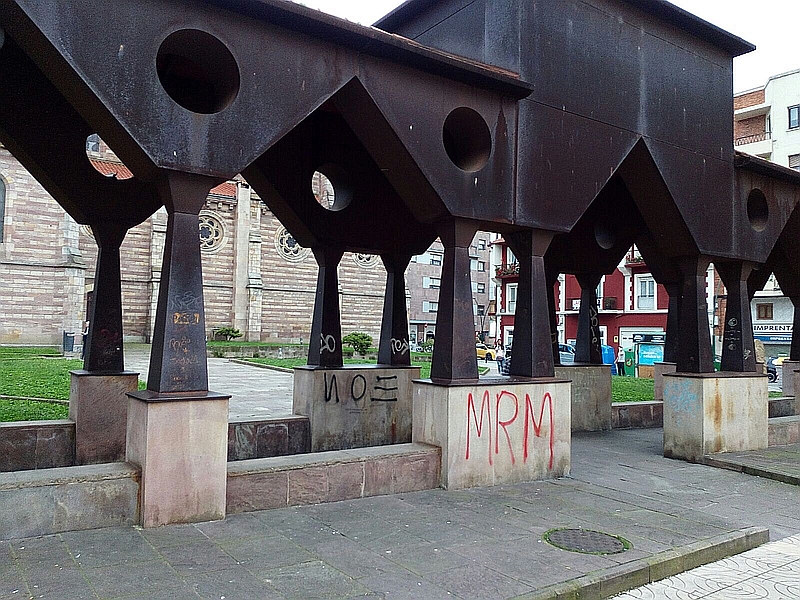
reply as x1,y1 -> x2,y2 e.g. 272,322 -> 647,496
574,273 -> 603,364
378,254 -> 412,366
84,222 -> 128,373
506,230 -> 555,378
676,256 -> 714,373
790,297 -> 800,361
431,219 -> 478,381
147,172 -> 221,392
308,246 -> 345,367
717,262 -> 756,372
663,282 -> 680,364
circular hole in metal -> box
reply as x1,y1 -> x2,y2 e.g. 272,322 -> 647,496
156,29 -> 240,114
747,189 -> 768,232
544,528 -> 631,555
312,166 -> 352,212
442,107 -> 492,172
594,222 -> 616,250
85,134 -> 133,180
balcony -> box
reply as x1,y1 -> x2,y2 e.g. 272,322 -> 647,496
734,131 -> 771,146
495,262 -> 519,278
734,131 -> 773,157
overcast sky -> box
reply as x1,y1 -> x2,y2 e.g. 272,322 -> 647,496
295,0 -> 796,93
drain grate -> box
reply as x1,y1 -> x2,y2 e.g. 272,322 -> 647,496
543,528 -> 631,555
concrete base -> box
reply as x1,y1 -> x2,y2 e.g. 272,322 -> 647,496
555,364 -> 611,432
126,391 -> 230,528
412,377 -> 571,489
663,373 -> 768,462
781,360 -> 800,398
653,362 -> 677,401
293,365 -> 418,452
69,371 -> 138,465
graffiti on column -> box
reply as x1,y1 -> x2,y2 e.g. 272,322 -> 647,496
391,338 -> 409,355
168,291 -> 202,384
589,304 -> 600,348
465,390 -> 555,469
323,372 -> 399,404
320,334 -> 336,353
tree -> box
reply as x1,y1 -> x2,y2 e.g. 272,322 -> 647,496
342,332 -> 372,355
215,327 -> 243,341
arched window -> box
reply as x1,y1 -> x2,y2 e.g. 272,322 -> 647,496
0,177 -> 5,243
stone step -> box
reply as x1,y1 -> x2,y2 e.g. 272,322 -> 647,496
227,442 -> 441,514
0,462 -> 139,540
769,415 -> 800,447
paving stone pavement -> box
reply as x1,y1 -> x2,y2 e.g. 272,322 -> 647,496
2,428 -> 799,599
124,345 -> 294,420
613,534 -> 800,599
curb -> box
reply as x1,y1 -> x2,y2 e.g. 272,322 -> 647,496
227,359 -> 294,373
702,455 -> 800,486
512,526 -> 768,599
0,394 -> 69,406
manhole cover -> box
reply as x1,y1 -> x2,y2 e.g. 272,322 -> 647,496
543,528 -> 631,555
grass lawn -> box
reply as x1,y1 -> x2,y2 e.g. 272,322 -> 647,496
0,346 -> 60,359
612,376 -> 655,403
0,399 -> 68,421
0,357 -> 83,400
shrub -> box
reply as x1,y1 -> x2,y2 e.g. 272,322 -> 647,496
342,332 -> 372,355
421,339 -> 434,353
215,327 -> 243,341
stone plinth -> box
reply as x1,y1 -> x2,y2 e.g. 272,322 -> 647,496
412,377 -> 571,489
653,362 -> 677,401
293,365 -> 419,452
663,373 -> 768,462
126,391 -> 230,528
781,361 -> 800,398
70,371 -> 138,465
554,365 -> 611,432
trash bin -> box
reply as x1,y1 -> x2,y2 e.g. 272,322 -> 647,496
62,330 -> 75,353
623,348 -> 635,377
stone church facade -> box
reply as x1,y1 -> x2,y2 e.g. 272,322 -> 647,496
0,141 -> 388,346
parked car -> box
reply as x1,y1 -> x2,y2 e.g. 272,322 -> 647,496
559,343 -> 575,365
766,358 -> 778,383
476,343 -> 497,362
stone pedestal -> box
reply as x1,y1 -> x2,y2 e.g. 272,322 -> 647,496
554,365 -> 611,432
781,361 -> 800,397
293,365 -> 419,452
69,371 -> 139,465
413,378 -> 571,489
653,362 -> 677,401
663,373 -> 768,462
126,391 -> 230,528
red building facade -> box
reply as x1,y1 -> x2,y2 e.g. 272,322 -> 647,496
493,241 -> 668,355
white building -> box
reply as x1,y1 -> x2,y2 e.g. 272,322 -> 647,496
735,69 -> 800,358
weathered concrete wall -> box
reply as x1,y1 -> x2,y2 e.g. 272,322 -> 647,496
654,362 -> 677,401
782,361 -> 800,398
554,365 -> 611,431
228,416 -> 310,461
413,379 -> 571,489
663,373 -> 768,462
293,366 -> 418,452
613,401 -> 663,429
0,463 -> 139,540
227,443 -> 440,514
69,371 -> 138,465
0,419 -> 74,472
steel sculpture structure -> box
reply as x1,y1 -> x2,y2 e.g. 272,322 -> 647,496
2,0 -> 800,525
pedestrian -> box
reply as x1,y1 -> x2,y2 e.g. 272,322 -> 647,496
616,345 -> 625,377
80,320 -> 90,360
